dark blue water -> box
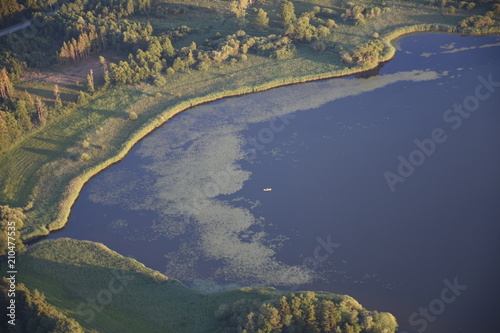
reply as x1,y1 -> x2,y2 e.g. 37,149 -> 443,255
47,34 -> 500,333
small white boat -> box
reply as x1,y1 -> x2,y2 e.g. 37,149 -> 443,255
263,188 -> 272,192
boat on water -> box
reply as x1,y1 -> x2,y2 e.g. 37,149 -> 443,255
263,188 -> 272,192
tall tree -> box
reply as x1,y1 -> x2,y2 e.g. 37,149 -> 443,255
162,37 -> 175,58
86,69 -> 95,93
53,84 -> 61,103
0,205 -> 25,256
126,0 -> 135,15
279,0 -> 296,27
255,8 -> 270,30
53,84 -> 62,108
100,56 -> 111,88
231,0 -> 249,18
0,68 -> 14,100
34,97 -> 46,127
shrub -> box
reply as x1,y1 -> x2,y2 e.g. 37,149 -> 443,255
320,8 -> 335,18
317,25 -> 330,38
172,57 -> 186,71
351,39 -> 385,63
326,19 -> 337,29
355,18 -> 366,26
77,91 -> 89,105
197,61 -> 211,71
79,153 -> 91,162
254,8 -> 270,30
81,140 -> 90,149
128,112 -> 138,120
459,15 -> 495,28
274,44 -> 296,59
154,76 -> 167,87
285,16 -> 317,42
340,51 -> 353,64
312,40 -> 326,52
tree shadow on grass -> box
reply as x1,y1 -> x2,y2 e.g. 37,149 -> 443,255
17,243 -> 207,333
22,147 -> 61,157
33,136 -> 66,146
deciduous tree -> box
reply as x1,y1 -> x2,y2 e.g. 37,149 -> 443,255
255,8 -> 270,30
86,69 -> 95,93
279,0 -> 296,27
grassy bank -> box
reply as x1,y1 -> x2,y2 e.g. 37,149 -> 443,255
6,238 -> 397,332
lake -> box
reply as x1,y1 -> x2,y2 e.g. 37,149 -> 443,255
47,33 -> 500,333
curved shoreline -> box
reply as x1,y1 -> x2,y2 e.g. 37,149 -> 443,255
20,24 -> 500,242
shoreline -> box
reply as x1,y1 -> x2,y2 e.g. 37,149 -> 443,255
15,24 -> 500,243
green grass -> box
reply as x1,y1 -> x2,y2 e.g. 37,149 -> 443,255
13,238 -> 211,332
9,238 -> 393,333
15,80 -> 80,104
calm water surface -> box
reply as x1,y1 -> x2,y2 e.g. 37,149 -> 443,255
47,34 -> 500,333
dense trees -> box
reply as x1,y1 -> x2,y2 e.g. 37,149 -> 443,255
459,15 -> 495,28
0,68 -> 37,153
58,30 -> 100,64
231,0 -> 249,19
341,39 -> 386,65
0,280 -> 84,332
341,4 -> 385,26
0,0 -> 22,28
0,205 -> 25,256
215,291 -> 398,333
0,0 -> 162,153
0,69 -> 14,100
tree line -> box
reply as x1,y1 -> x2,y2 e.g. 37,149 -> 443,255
0,279 -> 84,332
215,291 -> 398,333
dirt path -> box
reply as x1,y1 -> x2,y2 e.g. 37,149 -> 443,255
0,21 -> 31,37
